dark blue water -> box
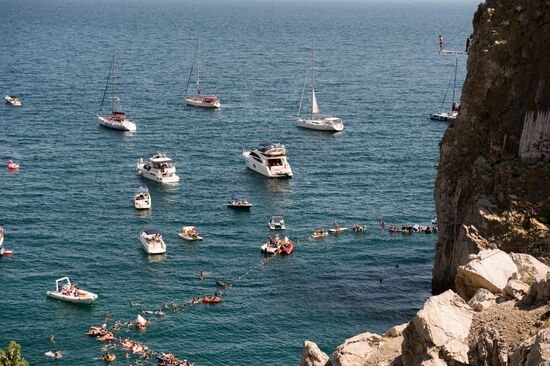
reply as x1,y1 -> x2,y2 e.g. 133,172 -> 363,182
0,0 -> 476,364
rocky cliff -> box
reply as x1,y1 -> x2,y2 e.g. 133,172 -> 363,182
433,0 -> 550,294
300,0 -> 550,364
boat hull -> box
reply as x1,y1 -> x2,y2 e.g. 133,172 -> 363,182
430,111 -> 457,122
46,290 -> 98,304
185,97 -> 220,109
260,243 -> 279,254
243,152 -> 293,178
98,115 -> 137,131
134,199 -> 151,210
140,234 -> 166,255
178,233 -> 203,241
297,117 -> 344,131
5,96 -> 21,107
137,163 -> 180,184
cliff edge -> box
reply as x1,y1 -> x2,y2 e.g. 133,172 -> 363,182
433,0 -> 550,294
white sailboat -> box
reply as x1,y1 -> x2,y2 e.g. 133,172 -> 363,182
430,58 -> 460,122
297,41 -> 344,132
97,56 -> 137,132
184,40 -> 220,109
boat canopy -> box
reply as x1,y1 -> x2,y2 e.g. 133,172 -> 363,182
145,229 -> 161,235
136,186 -> 149,194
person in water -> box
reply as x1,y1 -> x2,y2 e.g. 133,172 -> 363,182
439,33 -> 443,51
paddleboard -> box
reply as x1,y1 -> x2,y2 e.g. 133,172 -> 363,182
45,351 -> 55,358
329,228 -> 349,233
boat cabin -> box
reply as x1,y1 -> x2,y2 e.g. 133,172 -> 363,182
257,142 -> 286,157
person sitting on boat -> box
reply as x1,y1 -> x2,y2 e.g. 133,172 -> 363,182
333,220 -> 340,231
452,102 -> 460,112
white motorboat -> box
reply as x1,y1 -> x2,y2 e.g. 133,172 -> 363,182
97,56 -> 137,132
178,226 -> 203,241
134,185 -> 151,210
5,95 -> 21,107
243,142 -> 293,178
260,241 -> 279,255
46,277 -> 98,304
269,216 -> 286,230
297,40 -> 344,132
431,58 -> 460,122
137,152 -> 180,184
140,229 -> 166,254
184,40 -> 220,109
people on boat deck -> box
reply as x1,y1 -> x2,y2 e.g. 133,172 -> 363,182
439,33 -> 443,51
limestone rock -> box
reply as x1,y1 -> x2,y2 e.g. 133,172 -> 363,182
510,252 -> 550,284
332,332 -> 382,366
504,277 -> 530,301
402,290 -> 473,365
510,328 -> 550,366
522,275 -> 550,306
301,340 -> 331,366
385,323 -> 408,338
468,288 -> 497,312
455,249 -> 518,300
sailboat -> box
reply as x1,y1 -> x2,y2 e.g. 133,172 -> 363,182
297,40 -> 344,132
430,58 -> 460,122
97,56 -> 137,132
184,40 -> 220,109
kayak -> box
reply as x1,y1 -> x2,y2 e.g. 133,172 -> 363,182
203,296 -> 222,304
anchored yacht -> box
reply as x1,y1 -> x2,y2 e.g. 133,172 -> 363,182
243,142 -> 293,178
137,153 -> 180,183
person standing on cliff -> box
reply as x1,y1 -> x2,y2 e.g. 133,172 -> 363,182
439,33 -> 443,52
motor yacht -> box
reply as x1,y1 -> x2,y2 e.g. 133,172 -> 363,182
243,142 -> 293,178
137,152 -> 180,183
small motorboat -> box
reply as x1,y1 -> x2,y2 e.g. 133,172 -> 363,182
134,185 -> 151,210
216,279 -> 230,288
311,229 -> 328,239
7,160 -> 19,170
178,226 -> 203,241
260,241 -> 279,254
269,215 -> 286,230
46,277 -> 98,304
5,95 -> 21,107
278,238 -> 294,255
202,296 -> 222,304
227,196 -> 252,209
140,229 -> 166,255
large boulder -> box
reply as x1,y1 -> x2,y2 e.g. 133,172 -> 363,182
301,340 -> 331,366
522,274 -> 550,306
503,275 -> 530,301
468,288 -> 497,312
509,328 -> 550,366
402,290 -> 473,365
332,332 -> 402,366
509,253 -> 550,284
455,249 -> 518,300
385,323 -> 408,338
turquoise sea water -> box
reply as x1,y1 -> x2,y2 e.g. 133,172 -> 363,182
0,1 -> 475,364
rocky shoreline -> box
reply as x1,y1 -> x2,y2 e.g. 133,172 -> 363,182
300,0 -> 550,364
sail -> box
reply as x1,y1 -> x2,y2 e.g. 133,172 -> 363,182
311,87 -> 320,114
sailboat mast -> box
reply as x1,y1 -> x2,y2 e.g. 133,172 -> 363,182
311,40 -> 315,119
196,40 -> 201,96
111,56 -> 116,114
451,58 -> 458,105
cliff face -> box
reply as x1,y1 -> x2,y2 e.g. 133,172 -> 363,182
433,0 -> 550,294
